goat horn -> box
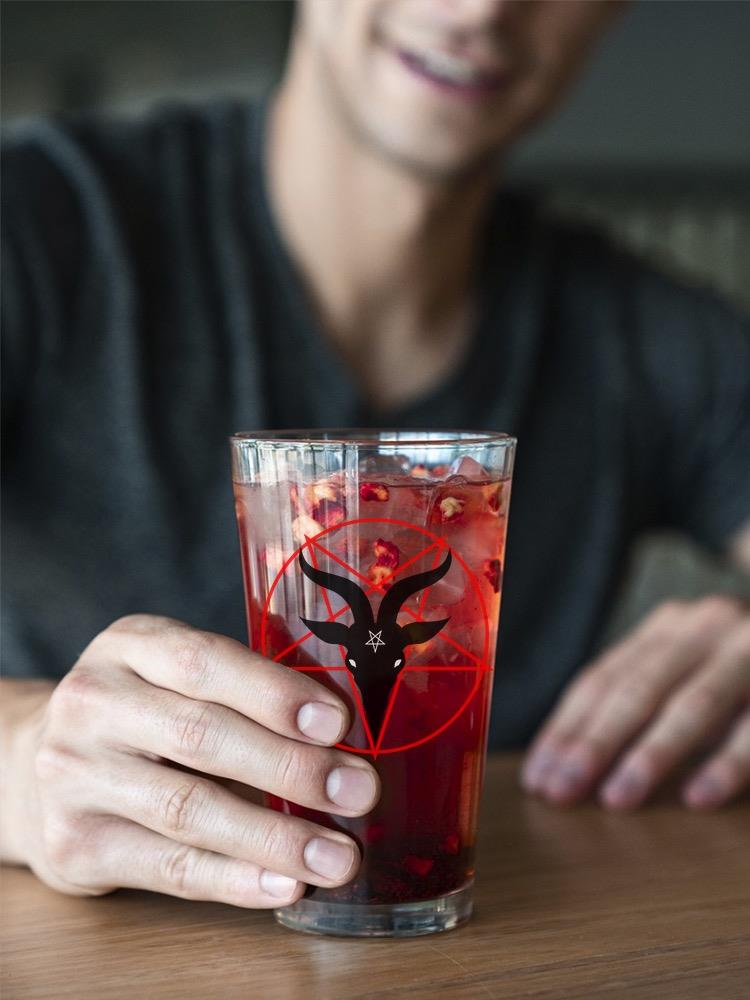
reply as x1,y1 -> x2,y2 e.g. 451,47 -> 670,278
376,550 -> 452,625
298,551 -> 374,625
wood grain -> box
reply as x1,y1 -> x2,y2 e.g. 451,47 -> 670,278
2,755 -> 749,1000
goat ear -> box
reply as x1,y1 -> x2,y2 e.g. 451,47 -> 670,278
301,618 -> 350,647
400,617 -> 450,647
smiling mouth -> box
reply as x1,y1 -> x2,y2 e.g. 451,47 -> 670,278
396,47 -> 508,98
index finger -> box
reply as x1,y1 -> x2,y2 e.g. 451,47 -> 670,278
98,615 -> 350,746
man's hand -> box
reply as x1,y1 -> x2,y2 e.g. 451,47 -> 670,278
521,596 -> 750,810
2,615 -> 379,907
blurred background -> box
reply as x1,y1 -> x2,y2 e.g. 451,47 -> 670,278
3,0 -> 749,630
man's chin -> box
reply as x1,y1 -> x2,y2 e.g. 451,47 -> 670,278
353,118 -> 501,184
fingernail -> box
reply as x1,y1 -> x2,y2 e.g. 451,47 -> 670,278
297,702 -> 344,744
304,836 -> 356,881
601,769 -> 646,808
259,870 -> 298,898
521,748 -> 555,791
326,766 -> 378,812
684,774 -> 725,809
546,761 -> 588,800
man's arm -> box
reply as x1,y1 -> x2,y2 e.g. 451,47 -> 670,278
521,591 -> 749,809
523,257 -> 750,810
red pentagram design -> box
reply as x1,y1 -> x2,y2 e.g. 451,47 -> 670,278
260,517 -> 492,757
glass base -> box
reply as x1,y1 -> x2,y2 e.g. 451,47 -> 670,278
274,880 -> 473,938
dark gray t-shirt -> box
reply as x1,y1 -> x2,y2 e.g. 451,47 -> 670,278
3,100 -> 749,748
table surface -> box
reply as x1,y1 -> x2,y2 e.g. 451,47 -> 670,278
2,755 -> 749,1000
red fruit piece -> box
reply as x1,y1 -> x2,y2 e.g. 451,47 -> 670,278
373,538 -> 399,568
482,558 -> 502,593
410,464 -> 430,479
442,833 -> 460,855
360,482 -> 390,502
487,485 -> 503,514
365,822 -> 386,844
313,499 -> 345,528
403,855 -> 434,877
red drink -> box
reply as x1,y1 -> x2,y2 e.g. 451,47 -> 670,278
231,432 -> 514,935
235,442 -> 510,924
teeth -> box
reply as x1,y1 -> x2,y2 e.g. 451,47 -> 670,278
417,49 -> 484,85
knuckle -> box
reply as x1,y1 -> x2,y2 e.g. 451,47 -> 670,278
160,779 -> 213,835
108,613 -> 155,634
272,743 -> 318,795
172,631 -> 220,690
160,843 -> 201,895
252,814 -> 301,865
171,702 -> 223,762
87,614 -> 162,657
108,613 -> 184,636
34,742 -> 75,786
247,669 -> 290,719
49,668 -> 105,723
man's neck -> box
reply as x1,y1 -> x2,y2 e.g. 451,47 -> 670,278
267,61 -> 496,411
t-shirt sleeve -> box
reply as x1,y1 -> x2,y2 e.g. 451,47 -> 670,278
626,265 -> 750,553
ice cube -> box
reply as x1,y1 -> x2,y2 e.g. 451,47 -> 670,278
359,453 -> 411,477
447,456 -> 490,481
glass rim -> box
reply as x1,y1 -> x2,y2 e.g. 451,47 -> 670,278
230,428 -> 516,448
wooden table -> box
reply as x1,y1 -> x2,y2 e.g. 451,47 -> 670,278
2,755 -> 749,1000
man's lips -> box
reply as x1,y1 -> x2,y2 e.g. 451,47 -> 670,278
395,46 -> 508,100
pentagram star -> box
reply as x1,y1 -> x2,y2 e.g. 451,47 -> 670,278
365,630 -> 385,652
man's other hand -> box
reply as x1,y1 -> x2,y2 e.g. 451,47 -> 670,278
521,596 -> 750,809
3,616 -> 379,906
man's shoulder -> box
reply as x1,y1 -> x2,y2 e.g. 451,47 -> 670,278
2,97 -> 262,291
2,97 -> 257,189
494,186 -> 748,344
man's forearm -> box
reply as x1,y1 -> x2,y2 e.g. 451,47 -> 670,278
0,678 -> 55,863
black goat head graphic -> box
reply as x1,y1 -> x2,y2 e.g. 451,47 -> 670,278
299,549 -> 452,739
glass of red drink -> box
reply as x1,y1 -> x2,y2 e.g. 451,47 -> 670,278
230,430 -> 515,936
